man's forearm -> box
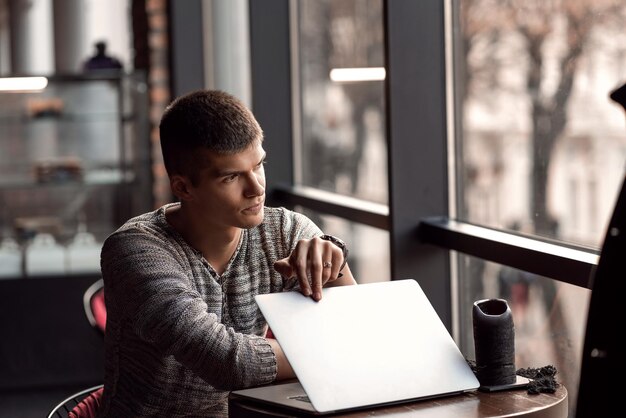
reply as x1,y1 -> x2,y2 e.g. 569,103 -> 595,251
268,338 -> 295,381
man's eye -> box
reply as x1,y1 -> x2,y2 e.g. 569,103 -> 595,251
224,174 -> 238,183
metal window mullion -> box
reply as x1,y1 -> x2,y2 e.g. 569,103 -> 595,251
248,0 -> 294,202
384,0 -> 452,329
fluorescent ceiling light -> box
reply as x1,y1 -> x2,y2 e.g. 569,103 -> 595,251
0,76 -> 48,92
329,67 -> 386,82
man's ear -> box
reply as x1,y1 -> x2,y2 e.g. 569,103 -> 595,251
170,174 -> 194,201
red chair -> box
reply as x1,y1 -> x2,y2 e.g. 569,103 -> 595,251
46,385 -> 104,418
83,279 -> 106,335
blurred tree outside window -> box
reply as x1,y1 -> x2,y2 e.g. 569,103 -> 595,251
454,1 -> 626,415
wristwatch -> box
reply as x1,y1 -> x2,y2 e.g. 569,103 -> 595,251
320,234 -> 349,272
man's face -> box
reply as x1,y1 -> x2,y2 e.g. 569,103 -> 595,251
185,139 -> 266,230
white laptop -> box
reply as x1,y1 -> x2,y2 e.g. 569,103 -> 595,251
229,279 -> 479,415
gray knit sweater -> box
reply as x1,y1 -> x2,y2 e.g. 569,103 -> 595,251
97,204 -> 321,417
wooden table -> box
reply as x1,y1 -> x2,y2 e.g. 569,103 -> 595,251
229,385 -> 567,418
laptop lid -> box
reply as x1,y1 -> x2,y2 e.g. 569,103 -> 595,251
232,279 -> 479,414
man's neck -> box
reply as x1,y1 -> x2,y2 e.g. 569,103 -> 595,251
166,204 -> 241,274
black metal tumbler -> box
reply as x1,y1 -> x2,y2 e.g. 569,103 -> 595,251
472,298 -> 516,387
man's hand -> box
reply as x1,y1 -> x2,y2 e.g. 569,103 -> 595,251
274,236 -> 355,301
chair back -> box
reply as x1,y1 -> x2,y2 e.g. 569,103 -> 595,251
47,385 -> 104,418
83,279 -> 106,335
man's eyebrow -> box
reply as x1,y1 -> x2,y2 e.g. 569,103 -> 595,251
214,152 -> 267,177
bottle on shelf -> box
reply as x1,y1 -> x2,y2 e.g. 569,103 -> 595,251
24,233 -> 66,277
0,236 -> 22,279
66,221 -> 102,274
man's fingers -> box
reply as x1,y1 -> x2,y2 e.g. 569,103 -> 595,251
321,239 -> 344,285
291,241 -> 313,297
308,239 -> 325,301
275,255 -> 313,298
320,243 -> 335,286
310,238 -> 343,300
278,237 -> 347,302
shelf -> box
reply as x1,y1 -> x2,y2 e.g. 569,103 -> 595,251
0,113 -> 137,123
0,71 -> 152,278
0,169 -> 135,189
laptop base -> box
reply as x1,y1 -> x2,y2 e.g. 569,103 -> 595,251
230,381 -> 478,416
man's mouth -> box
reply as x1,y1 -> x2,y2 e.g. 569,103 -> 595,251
244,201 -> 264,213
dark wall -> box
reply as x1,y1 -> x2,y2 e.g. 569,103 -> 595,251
0,275 -> 104,390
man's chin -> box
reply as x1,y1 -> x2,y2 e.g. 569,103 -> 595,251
241,208 -> 264,229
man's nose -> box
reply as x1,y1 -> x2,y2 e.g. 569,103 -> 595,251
245,173 -> 265,197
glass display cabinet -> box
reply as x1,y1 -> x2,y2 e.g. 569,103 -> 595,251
0,72 -> 153,279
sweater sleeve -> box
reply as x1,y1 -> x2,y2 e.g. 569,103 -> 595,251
101,226 -> 277,391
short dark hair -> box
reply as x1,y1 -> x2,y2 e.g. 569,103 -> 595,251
159,90 -> 263,183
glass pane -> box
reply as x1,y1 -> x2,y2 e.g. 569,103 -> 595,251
296,0 -> 387,204
456,255 -> 590,416
455,0 -> 626,248
296,207 -> 390,284
453,2 -> 626,416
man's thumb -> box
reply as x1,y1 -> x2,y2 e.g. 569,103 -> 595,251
274,258 -> 294,279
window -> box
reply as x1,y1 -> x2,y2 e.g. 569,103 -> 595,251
453,0 -> 626,413
455,0 -> 626,246
294,0 -> 387,205
250,3 -> 620,415
288,0 -> 389,285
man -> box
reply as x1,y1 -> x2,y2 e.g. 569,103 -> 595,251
97,90 -> 356,417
